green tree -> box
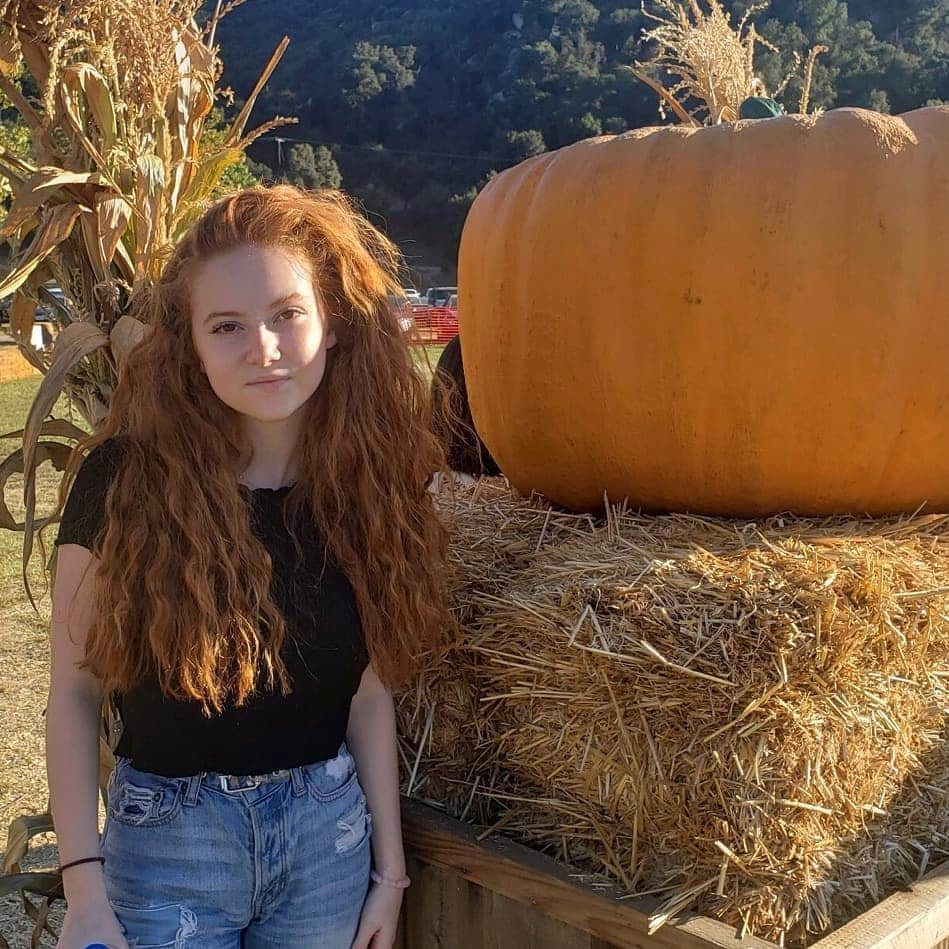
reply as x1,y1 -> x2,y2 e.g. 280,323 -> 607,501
506,128 -> 547,159
284,143 -> 342,190
344,42 -> 418,107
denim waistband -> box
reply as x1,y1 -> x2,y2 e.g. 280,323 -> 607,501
211,769 -> 303,792
172,766 -> 307,804
177,742 -> 351,804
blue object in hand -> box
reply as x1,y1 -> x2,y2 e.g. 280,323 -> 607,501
83,944 -> 112,948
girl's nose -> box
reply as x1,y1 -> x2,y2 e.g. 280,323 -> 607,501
245,325 -> 281,365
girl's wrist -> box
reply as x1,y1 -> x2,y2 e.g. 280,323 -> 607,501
371,868 -> 411,889
61,861 -> 109,903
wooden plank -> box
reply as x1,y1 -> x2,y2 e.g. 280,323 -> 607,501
401,796 -> 776,949
432,861 -> 488,948
398,853 -> 491,948
811,860 -> 949,949
398,849 -> 599,948
482,887 -> 593,949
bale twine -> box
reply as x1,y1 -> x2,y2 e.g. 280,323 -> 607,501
396,480 -> 949,946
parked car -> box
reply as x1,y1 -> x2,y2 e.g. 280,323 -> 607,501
43,283 -> 68,314
401,287 -> 422,306
425,286 -> 457,307
446,293 -> 458,308
0,282 -> 67,325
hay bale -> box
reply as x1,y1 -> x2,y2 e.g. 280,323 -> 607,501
397,481 -> 949,946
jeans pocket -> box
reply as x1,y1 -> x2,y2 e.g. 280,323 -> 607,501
108,761 -> 184,827
110,899 -> 198,947
304,745 -> 359,803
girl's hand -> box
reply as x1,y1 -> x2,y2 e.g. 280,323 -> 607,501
56,900 -> 129,949
350,881 -> 404,949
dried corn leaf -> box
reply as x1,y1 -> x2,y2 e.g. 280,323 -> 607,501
64,62 -> 117,154
95,193 -> 133,274
14,339 -> 49,375
0,72 -> 48,145
79,209 -> 109,282
8,2 -> 51,90
20,322 -> 108,596
9,290 -> 37,342
0,419 -> 88,442
0,142 -> 34,191
133,154 -> 166,283
0,204 -> 81,298
37,283 -> 69,323
20,887 -> 60,948
0,166 -> 101,239
1,814 -> 54,874
57,66 -> 109,175
175,146 -> 242,215
221,37 -> 290,149
168,26 -> 215,207
0,873 -> 61,901
109,314 -> 149,378
0,441 -> 73,532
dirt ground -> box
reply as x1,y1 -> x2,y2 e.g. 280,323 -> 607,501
0,479 -> 68,946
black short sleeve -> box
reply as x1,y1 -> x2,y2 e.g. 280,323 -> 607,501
55,438 -> 125,552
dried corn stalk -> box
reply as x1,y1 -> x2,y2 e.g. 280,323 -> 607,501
629,0 -> 827,125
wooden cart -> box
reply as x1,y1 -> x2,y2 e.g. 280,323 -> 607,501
394,798 -> 949,949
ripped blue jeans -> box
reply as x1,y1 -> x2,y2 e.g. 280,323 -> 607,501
101,743 -> 372,948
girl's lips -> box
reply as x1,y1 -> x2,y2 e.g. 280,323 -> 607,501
247,377 -> 290,388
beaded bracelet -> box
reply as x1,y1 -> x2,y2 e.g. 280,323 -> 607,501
59,855 -> 105,873
370,869 -> 411,889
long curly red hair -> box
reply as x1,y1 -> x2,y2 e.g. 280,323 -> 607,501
58,185 -> 455,713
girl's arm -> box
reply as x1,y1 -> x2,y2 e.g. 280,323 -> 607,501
345,663 -> 407,880
47,544 -> 127,947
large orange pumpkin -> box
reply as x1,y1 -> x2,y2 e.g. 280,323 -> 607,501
457,107 -> 949,516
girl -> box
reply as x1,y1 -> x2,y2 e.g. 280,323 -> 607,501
46,185 -> 454,948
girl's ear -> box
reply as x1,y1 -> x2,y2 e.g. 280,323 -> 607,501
326,329 -> 338,350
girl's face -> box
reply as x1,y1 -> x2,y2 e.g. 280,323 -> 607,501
189,244 -> 336,426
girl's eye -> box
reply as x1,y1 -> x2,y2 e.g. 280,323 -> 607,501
211,322 -> 241,335
277,308 -> 304,322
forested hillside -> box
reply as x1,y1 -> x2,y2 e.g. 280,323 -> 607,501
215,1 -> 947,273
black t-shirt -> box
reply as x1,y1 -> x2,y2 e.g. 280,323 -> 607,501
54,439 -> 369,778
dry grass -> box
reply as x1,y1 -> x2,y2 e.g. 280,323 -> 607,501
0,343 -> 40,384
0,377 -> 83,946
398,479 -> 949,946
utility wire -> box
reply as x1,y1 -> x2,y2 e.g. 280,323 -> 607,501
266,134 -> 510,166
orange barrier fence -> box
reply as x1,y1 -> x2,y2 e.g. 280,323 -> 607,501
409,306 -> 458,344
